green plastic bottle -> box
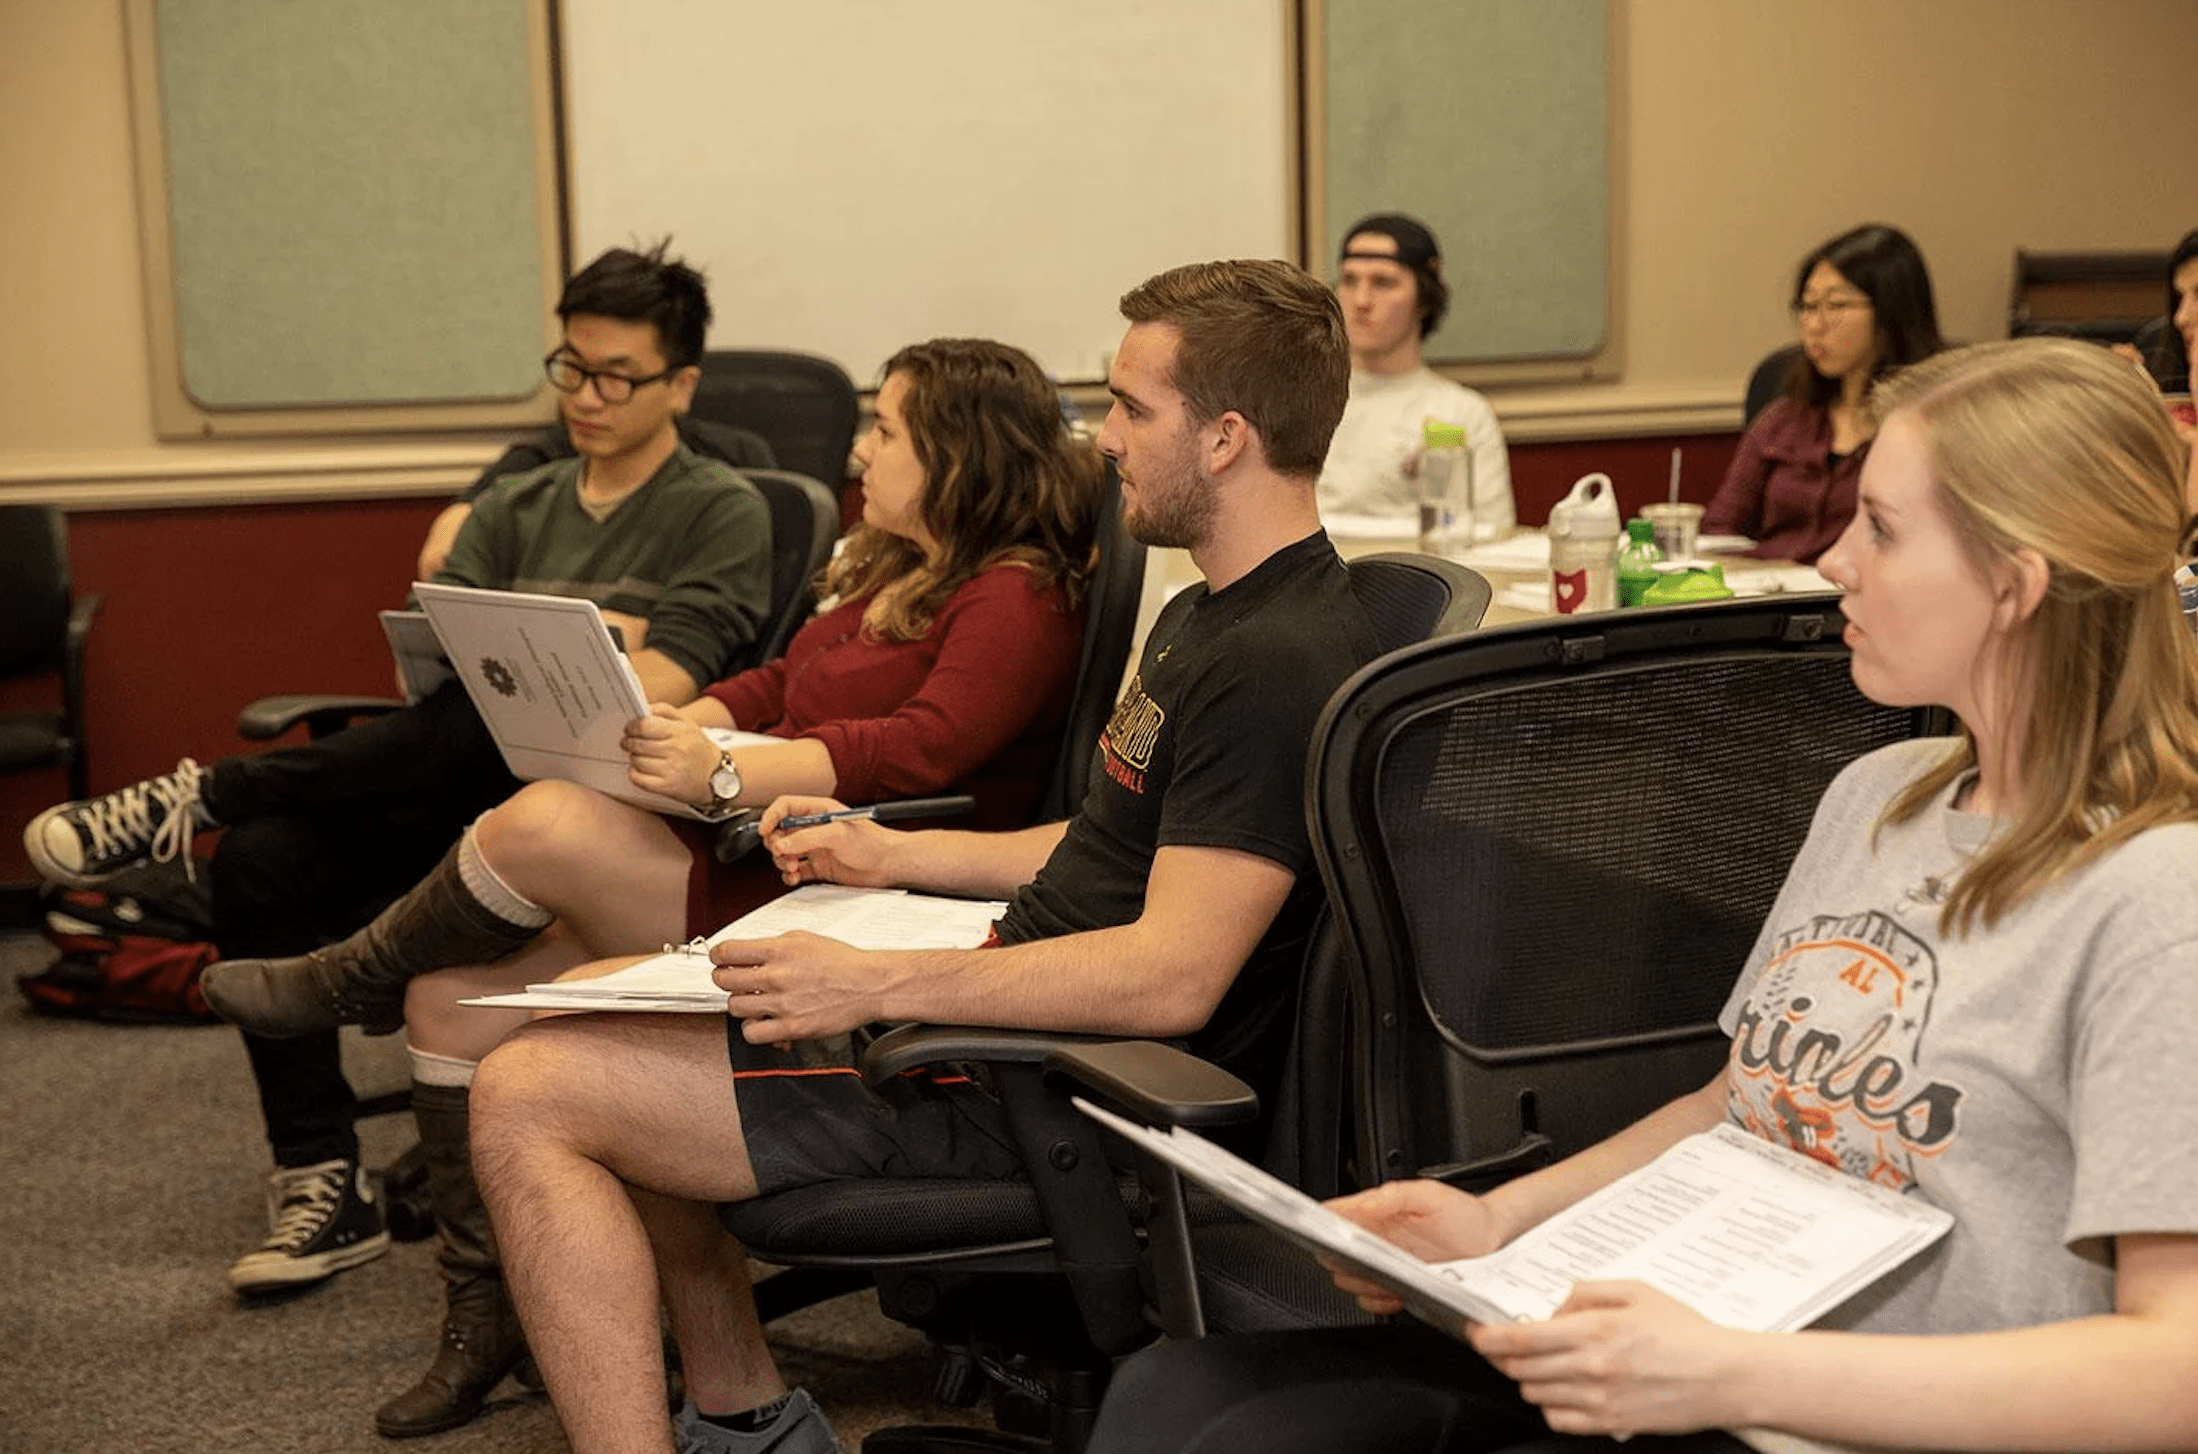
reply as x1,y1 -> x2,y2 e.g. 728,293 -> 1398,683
1616,518 -> 1665,607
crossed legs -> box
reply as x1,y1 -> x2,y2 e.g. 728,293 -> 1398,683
471,1012 -> 781,1454
402,777 -> 694,1060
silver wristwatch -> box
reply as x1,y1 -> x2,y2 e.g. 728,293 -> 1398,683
706,748 -> 743,815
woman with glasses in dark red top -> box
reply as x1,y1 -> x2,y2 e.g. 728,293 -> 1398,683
1704,223 -> 1944,566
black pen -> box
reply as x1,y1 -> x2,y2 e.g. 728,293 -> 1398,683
775,795 -> 976,830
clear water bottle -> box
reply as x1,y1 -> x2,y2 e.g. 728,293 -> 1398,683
1418,420 -> 1471,558
1616,517 -> 1665,607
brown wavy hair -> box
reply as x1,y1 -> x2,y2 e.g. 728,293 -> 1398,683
825,338 -> 1103,642
1873,338 -> 2198,933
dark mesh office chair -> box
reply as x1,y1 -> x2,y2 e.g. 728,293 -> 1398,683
1304,595 -> 1948,1189
1344,552 -> 1490,652
0,505 -> 100,804
740,470 -> 844,666
717,554 -> 1489,1452
691,350 -> 860,489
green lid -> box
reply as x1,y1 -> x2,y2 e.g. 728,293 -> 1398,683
1640,563 -> 1733,605
1422,421 -> 1467,449
1627,518 -> 1655,542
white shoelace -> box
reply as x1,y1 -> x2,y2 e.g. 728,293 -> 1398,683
76,758 -> 204,881
262,1160 -> 348,1251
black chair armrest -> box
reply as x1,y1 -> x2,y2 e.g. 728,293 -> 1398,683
237,693 -> 405,741
856,1023 -> 1115,1082
1044,1041 -> 1259,1132
857,1028 -> 1259,1128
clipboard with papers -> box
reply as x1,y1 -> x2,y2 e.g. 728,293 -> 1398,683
459,884 -> 1006,1013
1075,1103 -> 1951,1335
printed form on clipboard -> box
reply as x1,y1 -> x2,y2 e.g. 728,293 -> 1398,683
1076,1103 -> 1951,1336
411,582 -> 773,820
459,884 -> 1008,1014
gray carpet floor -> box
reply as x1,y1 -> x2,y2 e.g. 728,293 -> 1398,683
0,931 -> 980,1454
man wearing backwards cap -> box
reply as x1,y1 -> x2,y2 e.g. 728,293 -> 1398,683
1316,212 -> 1513,534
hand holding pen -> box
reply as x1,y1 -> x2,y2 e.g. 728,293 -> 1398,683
723,793 -> 975,884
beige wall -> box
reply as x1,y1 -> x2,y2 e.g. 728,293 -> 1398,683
1588,0 -> 2198,412
5,0 -> 2196,502
0,3 -> 505,506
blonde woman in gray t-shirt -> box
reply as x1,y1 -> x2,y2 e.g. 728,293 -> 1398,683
1088,338 -> 2198,1454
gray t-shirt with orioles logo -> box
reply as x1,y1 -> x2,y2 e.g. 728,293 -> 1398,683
1717,736 -> 2198,1338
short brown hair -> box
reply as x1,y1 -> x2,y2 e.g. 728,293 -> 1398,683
1118,260 -> 1348,478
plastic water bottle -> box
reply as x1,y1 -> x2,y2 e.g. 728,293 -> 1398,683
1547,473 -> 1620,614
1616,518 -> 1665,607
1418,421 -> 1471,557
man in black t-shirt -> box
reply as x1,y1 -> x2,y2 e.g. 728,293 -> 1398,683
469,260 -> 1377,1454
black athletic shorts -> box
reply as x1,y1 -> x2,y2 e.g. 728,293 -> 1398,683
724,1021 -> 1028,1193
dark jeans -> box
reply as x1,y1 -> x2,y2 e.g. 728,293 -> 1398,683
1087,1322 -> 1755,1454
208,682 -> 520,1168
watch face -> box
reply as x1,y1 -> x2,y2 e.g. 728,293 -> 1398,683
711,758 -> 741,801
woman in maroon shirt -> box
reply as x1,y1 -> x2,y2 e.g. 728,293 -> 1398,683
1704,224 -> 1943,564
209,337 -> 1103,1438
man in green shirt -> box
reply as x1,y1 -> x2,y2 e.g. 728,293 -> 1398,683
20,244 -> 771,1348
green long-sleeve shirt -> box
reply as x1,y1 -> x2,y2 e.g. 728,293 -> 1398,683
435,443 -> 771,687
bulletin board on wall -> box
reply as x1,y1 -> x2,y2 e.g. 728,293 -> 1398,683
126,0 -> 565,439
1307,0 -> 1617,384
559,0 -> 1297,389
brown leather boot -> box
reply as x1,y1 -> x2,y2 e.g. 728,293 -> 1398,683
373,1082 -> 531,1439
201,842 -> 543,1037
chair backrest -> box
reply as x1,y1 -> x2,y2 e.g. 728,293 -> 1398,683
1039,467 -> 1147,822
1307,595 -> 1949,1190
691,350 -> 861,490
1743,343 -> 1803,429
0,505 -> 72,673
740,470 -> 843,668
1344,553 -> 1491,653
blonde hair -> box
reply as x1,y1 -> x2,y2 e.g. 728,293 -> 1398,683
1873,338 -> 2198,932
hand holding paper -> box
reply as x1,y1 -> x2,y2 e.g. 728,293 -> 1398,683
622,704 -> 718,806
1469,1280 -> 1751,1439
711,930 -> 885,1043
1323,1179 -> 1507,1319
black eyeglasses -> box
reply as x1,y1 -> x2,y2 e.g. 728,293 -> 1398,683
543,352 -> 679,404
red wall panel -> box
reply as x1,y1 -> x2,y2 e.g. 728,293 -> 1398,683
0,496 -> 446,882
1508,430 -> 1740,529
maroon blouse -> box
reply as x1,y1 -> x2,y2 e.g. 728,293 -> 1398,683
1702,397 -> 1868,565
682,562 -> 1085,933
